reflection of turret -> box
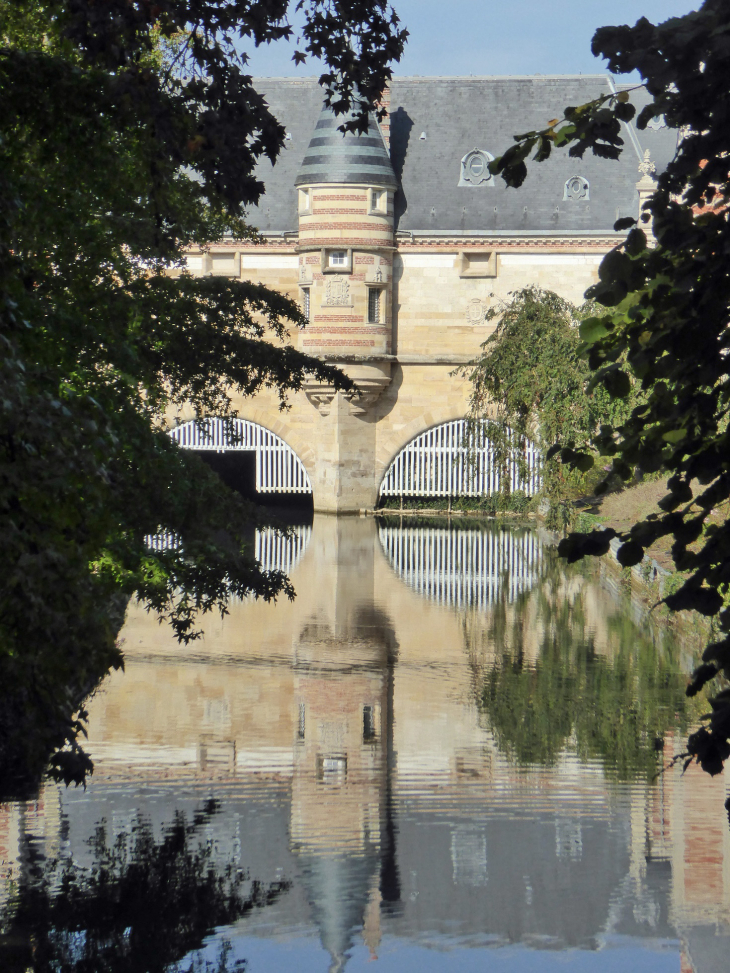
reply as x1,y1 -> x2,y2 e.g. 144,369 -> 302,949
290,517 -> 399,968
0,783 -> 63,913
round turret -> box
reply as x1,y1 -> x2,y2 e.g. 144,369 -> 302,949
296,103 -> 396,361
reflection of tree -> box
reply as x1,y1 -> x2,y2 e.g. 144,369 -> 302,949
1,800 -> 288,973
473,553 -> 692,779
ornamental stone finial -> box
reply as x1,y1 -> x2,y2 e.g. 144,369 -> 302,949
638,149 -> 656,177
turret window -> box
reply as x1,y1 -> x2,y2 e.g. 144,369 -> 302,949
321,248 -> 353,274
369,189 -> 387,214
301,286 -> 310,322
298,189 -> 310,214
368,287 -> 383,324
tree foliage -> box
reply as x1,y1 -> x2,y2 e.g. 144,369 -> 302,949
485,0 -> 730,776
0,0 -> 406,791
462,287 -> 641,527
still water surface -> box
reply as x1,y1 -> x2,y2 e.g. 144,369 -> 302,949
2,516 -> 730,972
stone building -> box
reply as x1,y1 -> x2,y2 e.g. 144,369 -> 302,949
178,76 -> 678,512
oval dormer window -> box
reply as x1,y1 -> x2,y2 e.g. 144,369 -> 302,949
459,149 -> 495,187
563,175 -> 589,201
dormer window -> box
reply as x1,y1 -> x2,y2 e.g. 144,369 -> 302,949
564,175 -> 589,201
329,250 -> 347,267
458,148 -> 495,187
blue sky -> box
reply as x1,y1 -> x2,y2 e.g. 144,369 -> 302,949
245,0 -> 699,79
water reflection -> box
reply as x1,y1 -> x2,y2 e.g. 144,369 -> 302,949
0,798 -> 287,972
1,516 -> 729,972
470,557 -> 692,777
378,522 -> 542,608
256,525 -> 311,575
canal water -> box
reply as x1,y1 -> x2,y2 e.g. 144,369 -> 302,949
2,516 -> 730,972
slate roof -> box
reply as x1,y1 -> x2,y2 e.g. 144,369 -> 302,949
249,76 -> 679,235
294,101 -> 397,190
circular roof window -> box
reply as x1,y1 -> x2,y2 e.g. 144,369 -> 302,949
459,148 -> 495,187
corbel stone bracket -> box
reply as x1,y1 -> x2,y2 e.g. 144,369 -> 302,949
303,362 -> 392,417
344,362 -> 392,416
345,377 -> 391,415
303,384 -> 337,416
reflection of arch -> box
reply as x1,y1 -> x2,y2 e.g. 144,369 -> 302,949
379,419 -> 541,498
170,418 -> 312,494
255,525 -> 311,574
378,524 -> 543,610
146,526 -> 312,575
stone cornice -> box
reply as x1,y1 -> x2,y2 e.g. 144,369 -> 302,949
398,235 -> 621,251
185,232 -> 622,255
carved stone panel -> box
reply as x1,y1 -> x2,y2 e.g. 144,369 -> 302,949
466,298 -> 487,325
324,276 -> 351,306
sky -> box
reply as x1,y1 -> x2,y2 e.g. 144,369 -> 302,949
244,0 -> 699,80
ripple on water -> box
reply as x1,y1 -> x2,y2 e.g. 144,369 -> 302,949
1,517 -> 726,972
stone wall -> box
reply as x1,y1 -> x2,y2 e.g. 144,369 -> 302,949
175,236 -> 613,511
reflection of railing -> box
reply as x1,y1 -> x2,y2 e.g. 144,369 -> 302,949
380,419 -> 541,497
169,418 -> 312,494
144,531 -> 180,551
378,525 -> 542,609
255,525 -> 311,575
146,525 -> 311,574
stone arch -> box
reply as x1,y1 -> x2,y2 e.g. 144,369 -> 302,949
166,399 -> 317,476
374,407 -> 474,485
378,418 -> 541,498
169,416 -> 312,494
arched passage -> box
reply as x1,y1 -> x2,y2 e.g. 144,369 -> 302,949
379,418 -> 541,498
170,417 -> 312,494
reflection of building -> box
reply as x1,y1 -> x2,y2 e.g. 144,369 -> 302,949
289,523 -> 398,969
2,517 -> 730,971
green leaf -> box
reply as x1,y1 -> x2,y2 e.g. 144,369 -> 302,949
579,317 -> 610,344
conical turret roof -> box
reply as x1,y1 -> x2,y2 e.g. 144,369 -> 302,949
295,101 -> 397,190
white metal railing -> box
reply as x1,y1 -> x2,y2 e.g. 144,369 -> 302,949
255,525 -> 312,575
378,525 -> 543,610
145,525 -> 311,575
169,418 -> 312,494
379,419 -> 541,497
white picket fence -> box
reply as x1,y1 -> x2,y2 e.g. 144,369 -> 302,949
169,418 -> 312,494
378,525 -> 543,610
379,419 -> 541,498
